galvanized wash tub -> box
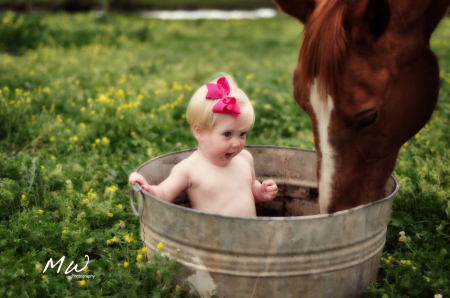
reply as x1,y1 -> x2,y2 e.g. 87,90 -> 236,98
130,146 -> 398,298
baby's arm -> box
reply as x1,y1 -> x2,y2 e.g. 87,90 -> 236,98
128,163 -> 189,202
252,179 -> 278,202
129,172 -> 151,191
129,171 -> 166,199
240,149 -> 278,202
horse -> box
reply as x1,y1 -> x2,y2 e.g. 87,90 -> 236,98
274,0 -> 450,213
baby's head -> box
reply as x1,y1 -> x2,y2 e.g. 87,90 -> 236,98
186,74 -> 255,134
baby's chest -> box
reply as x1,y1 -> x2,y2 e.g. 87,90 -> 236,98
190,164 -> 252,190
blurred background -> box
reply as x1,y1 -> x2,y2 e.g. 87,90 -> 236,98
0,0 -> 277,12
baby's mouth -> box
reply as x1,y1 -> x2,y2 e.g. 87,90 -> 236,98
225,153 -> 233,158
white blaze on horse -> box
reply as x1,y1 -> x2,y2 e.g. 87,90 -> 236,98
274,0 -> 450,213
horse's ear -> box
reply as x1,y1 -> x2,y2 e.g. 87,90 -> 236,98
274,0 -> 316,23
346,0 -> 390,43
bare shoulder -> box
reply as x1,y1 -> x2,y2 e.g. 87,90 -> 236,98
171,151 -> 198,175
238,149 -> 254,165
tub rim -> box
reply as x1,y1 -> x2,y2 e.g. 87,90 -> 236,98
130,145 -> 399,221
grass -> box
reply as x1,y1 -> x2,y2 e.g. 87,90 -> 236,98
0,0 -> 277,11
0,11 -> 449,297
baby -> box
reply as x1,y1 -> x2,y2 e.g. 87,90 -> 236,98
129,74 -> 278,217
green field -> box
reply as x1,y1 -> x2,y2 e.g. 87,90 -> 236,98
0,0 -> 277,11
0,11 -> 449,297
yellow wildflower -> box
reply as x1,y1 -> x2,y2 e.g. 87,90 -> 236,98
175,285 -> 182,291
136,254 -> 143,261
106,239 -> 111,245
42,275 -> 46,279
79,280 -> 86,286
130,131 -> 135,136
124,233 -> 133,243
123,261 -> 129,268
141,247 -> 147,253
43,87 -> 51,95
88,189 -> 97,198
22,194 -> 26,199
62,230 -> 67,234
38,210 -> 44,215
117,203 -> 122,209
111,236 -> 118,243
157,242 -> 164,250
107,212 -> 114,218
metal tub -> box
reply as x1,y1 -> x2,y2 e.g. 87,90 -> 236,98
130,146 -> 398,298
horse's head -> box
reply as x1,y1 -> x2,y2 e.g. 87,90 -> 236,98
275,0 -> 450,213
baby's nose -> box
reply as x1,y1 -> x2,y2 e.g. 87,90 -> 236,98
231,139 -> 240,148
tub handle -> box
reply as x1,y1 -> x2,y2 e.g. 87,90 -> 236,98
129,183 -> 145,217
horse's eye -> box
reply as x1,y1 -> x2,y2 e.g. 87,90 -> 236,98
355,112 -> 378,132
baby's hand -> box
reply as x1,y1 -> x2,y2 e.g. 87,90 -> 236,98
128,172 -> 150,191
260,180 -> 278,202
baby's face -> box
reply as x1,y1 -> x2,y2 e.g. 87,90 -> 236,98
199,115 -> 252,167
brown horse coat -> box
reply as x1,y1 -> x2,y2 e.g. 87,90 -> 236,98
275,0 -> 450,213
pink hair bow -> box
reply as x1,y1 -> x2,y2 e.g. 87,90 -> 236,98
205,77 -> 241,119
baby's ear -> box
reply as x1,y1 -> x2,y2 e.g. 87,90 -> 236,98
192,125 -> 203,141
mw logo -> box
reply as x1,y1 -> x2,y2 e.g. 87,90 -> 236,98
42,255 -> 90,274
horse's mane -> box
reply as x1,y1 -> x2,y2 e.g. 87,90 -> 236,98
298,0 -> 348,103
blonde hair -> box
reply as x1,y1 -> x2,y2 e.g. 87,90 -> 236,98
186,73 -> 255,133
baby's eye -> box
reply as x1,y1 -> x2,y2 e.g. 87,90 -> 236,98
240,132 -> 247,137
223,132 -> 231,137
